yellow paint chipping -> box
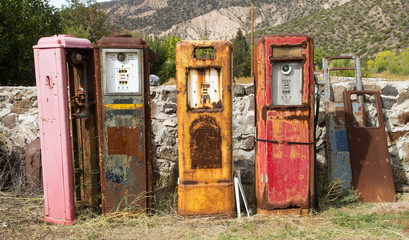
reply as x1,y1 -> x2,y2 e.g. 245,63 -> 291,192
103,104 -> 143,110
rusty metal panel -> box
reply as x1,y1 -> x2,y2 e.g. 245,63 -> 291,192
25,138 -> 42,189
66,49 -> 100,208
254,35 -> 315,214
95,36 -> 153,213
107,127 -> 140,155
323,55 -> 363,188
176,41 -> 234,216
344,91 -> 395,202
190,116 -> 222,169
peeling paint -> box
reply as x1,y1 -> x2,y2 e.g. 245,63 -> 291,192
324,55 -> 362,189
176,41 -> 234,217
254,35 -> 315,215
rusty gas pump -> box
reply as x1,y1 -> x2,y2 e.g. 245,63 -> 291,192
254,34 -> 315,215
176,41 -> 235,216
33,35 -> 99,224
94,36 -> 154,213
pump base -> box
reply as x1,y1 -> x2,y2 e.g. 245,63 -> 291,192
257,207 -> 310,216
44,216 -> 74,225
178,182 -> 235,217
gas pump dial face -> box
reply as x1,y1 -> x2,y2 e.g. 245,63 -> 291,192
102,48 -> 143,95
271,62 -> 302,106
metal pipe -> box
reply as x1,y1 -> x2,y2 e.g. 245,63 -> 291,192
234,176 -> 241,218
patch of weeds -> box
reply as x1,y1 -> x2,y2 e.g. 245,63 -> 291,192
363,202 -> 376,208
379,211 -> 409,230
331,210 -> 383,229
83,233 -> 99,240
241,221 -> 255,232
338,188 -> 359,205
395,193 -> 409,202
331,209 -> 409,238
186,235 -> 202,240
268,223 -> 306,239
0,129 -> 25,191
242,183 -> 256,211
218,233 -> 244,240
229,225 -> 239,233
25,205 -> 39,211
221,220 -> 232,226
154,188 -> 177,214
318,169 -> 359,209
76,206 -> 100,222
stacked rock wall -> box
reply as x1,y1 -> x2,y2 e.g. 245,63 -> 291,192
0,87 -> 39,156
1,78 -> 409,191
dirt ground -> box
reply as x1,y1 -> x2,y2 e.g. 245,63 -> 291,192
0,191 -> 409,240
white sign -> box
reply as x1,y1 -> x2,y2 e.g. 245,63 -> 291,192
102,49 -> 143,95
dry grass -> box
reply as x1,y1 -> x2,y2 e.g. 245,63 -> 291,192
370,72 -> 409,81
1,191 -> 408,240
163,78 -> 176,85
0,133 -> 26,192
234,77 -> 253,84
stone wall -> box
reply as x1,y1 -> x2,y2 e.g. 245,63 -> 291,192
0,87 -> 38,156
1,78 -> 409,191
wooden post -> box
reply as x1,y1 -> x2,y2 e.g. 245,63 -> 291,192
251,0 -> 254,79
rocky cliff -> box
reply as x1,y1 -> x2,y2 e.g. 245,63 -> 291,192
99,0 -> 350,40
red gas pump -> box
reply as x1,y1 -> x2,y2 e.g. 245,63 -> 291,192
254,34 -> 315,215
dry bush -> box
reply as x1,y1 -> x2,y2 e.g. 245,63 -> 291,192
0,134 -> 26,192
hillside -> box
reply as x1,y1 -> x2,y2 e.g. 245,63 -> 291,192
99,0 -> 350,40
256,0 -> 409,58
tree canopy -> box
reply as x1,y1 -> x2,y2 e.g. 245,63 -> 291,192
59,0 -> 112,44
146,35 -> 180,83
0,0 -> 60,86
0,0 -> 112,86
368,49 -> 409,75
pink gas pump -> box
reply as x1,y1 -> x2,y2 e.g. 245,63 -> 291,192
33,35 -> 96,225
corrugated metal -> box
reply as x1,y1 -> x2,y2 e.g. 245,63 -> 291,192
254,35 -> 315,215
176,41 -> 234,217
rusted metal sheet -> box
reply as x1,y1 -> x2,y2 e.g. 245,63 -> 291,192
344,91 -> 395,202
323,55 -> 363,189
254,35 -> 315,215
190,115 -> 222,169
66,49 -> 100,208
25,138 -> 42,189
107,127 -> 140,155
177,41 -> 234,216
95,36 -> 153,213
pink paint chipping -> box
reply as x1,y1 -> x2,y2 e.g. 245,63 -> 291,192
33,35 -> 93,225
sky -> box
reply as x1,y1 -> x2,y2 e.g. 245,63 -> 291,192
48,0 -> 112,9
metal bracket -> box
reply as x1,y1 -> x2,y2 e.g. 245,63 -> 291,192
234,170 -> 252,218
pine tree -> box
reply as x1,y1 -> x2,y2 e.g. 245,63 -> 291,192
232,29 -> 251,78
